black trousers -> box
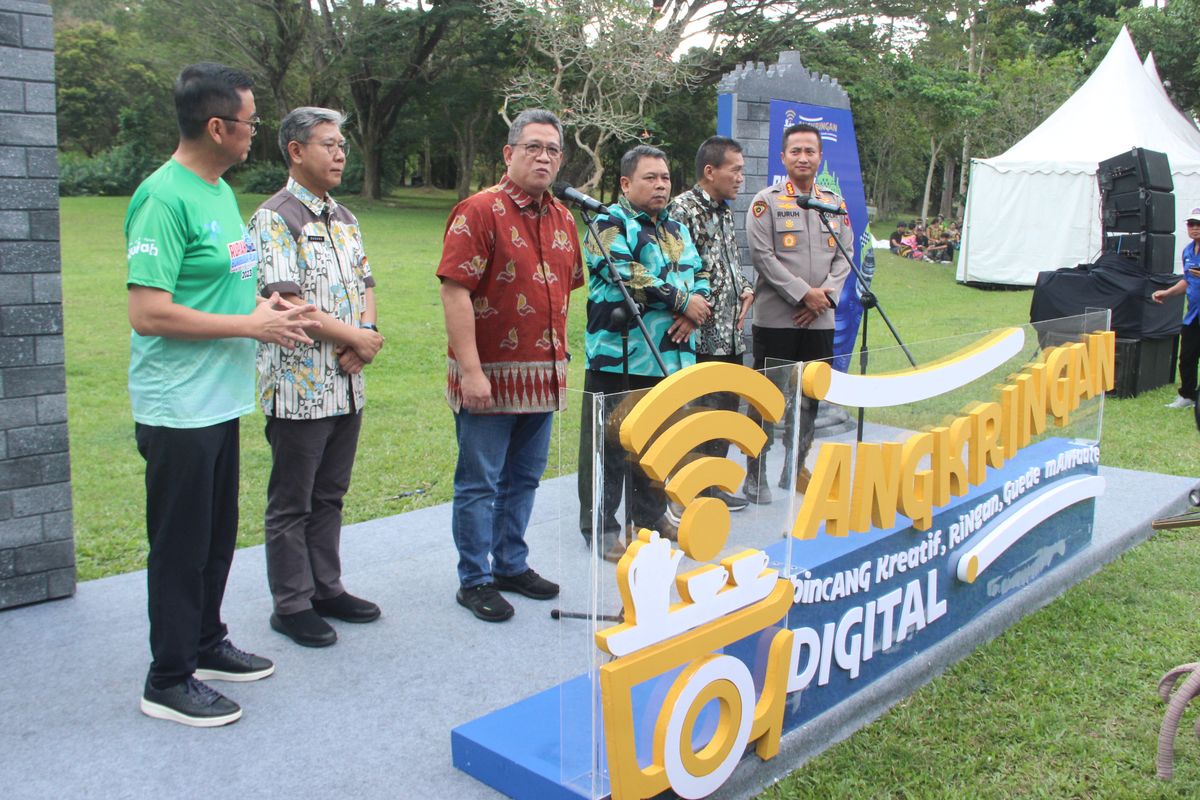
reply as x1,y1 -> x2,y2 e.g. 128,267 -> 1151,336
136,419 -> 240,689
751,326 -> 835,461
1179,317 -> 1200,401
577,369 -> 666,542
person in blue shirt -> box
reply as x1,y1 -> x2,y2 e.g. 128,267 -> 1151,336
1152,207 -> 1200,409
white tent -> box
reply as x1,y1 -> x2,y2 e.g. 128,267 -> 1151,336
958,28 -> 1200,286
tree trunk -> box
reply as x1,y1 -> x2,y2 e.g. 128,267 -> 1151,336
920,135 -> 941,224
455,130 -> 477,200
423,137 -> 432,191
957,133 -> 971,218
939,153 -> 956,218
361,139 -> 384,200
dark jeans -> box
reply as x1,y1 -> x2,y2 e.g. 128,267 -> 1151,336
264,412 -> 362,615
1180,317 -> 1200,401
751,326 -> 835,462
136,420 -> 240,690
577,369 -> 666,543
451,409 -> 553,588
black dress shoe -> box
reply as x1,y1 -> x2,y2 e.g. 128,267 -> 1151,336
270,609 -> 337,647
312,592 -> 381,623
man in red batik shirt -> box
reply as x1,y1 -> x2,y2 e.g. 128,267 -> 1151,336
436,109 -> 584,623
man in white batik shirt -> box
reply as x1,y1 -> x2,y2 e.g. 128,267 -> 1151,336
250,107 -> 385,648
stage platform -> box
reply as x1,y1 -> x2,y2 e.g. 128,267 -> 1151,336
0,465 -> 1195,800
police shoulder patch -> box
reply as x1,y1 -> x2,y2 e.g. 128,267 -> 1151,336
752,200 -> 768,218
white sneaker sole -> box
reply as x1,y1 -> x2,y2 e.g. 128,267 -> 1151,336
193,663 -> 275,683
139,697 -> 242,727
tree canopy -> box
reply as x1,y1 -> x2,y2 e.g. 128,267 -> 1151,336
52,0 -> 1198,214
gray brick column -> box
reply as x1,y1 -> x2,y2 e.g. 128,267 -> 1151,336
0,0 -> 75,609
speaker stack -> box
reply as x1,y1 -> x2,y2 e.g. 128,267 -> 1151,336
1031,148 -> 1181,397
1100,147 -> 1175,274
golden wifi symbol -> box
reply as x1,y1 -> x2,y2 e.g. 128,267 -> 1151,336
619,363 -> 786,562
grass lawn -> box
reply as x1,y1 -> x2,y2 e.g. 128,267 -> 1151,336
61,195 -> 1200,796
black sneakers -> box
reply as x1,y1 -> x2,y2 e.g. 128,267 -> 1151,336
457,583 -> 514,622
194,639 -> 275,682
312,592 -> 381,623
140,676 -> 242,728
494,568 -> 560,600
270,609 -> 337,647
703,488 -> 750,512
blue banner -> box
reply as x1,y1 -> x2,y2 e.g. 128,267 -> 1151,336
767,101 -> 871,372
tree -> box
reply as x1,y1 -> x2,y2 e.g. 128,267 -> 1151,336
420,9 -> 519,198
315,0 -> 470,199
1112,0 -> 1200,119
56,22 -> 172,156
147,0 -> 317,119
484,0 -> 699,193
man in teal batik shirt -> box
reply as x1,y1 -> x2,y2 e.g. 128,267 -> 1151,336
577,145 -> 710,560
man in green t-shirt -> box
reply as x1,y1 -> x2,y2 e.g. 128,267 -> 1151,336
126,62 -> 317,728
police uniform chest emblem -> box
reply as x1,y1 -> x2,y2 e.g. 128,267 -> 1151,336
785,220 -> 794,229
827,236 -> 836,248
782,233 -> 797,248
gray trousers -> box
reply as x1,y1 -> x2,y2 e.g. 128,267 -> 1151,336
264,412 -> 363,614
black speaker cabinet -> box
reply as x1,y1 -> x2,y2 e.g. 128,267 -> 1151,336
1111,336 -> 1177,398
1102,189 -> 1175,234
1103,232 -> 1176,273
1099,148 -> 1173,194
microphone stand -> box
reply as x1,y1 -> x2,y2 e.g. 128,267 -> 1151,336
551,205 -> 670,624
812,209 -> 916,442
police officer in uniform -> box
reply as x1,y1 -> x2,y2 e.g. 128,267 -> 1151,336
743,122 -> 852,503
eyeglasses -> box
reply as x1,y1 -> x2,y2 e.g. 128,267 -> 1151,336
1188,220 -> 1200,226
515,141 -> 563,159
309,138 -> 350,156
215,115 -> 261,136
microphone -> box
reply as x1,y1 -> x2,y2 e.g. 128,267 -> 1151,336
798,195 -> 848,216
553,181 -> 607,215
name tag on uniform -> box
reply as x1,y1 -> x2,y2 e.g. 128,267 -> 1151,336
307,235 -> 326,243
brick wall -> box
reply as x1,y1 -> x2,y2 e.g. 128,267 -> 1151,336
0,0 -> 75,609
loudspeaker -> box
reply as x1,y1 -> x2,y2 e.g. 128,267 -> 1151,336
1111,336 -> 1177,398
1102,189 -> 1176,234
1098,148 -> 1173,194
1102,232 -> 1176,273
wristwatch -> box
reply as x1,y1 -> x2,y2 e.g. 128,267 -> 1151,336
360,322 -> 378,332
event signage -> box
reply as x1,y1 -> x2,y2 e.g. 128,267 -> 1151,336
452,324 -> 1113,800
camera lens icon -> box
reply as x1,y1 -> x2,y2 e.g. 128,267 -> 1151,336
657,654 -> 757,798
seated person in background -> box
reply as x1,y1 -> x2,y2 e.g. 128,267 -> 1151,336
947,221 -> 962,250
928,215 -> 944,241
924,231 -> 950,262
901,231 -> 923,260
889,224 -> 910,256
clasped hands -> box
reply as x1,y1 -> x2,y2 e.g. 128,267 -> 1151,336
668,292 -> 712,343
793,287 -> 836,328
337,327 -> 384,375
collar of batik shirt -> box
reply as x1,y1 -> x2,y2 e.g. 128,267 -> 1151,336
286,175 -> 339,219
498,174 -> 553,215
